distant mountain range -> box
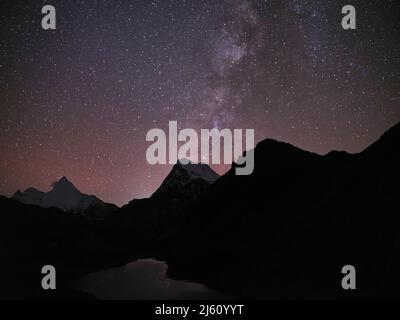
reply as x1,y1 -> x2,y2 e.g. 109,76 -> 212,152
12,176 -> 118,219
1,121 -> 399,299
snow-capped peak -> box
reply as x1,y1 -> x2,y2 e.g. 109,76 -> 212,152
52,176 -> 80,193
11,176 -> 117,217
176,159 -> 219,183
152,160 -> 220,198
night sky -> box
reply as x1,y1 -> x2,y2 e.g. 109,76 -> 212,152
0,0 -> 399,206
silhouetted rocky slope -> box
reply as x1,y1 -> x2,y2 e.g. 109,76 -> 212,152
0,197 -> 126,299
157,122 -> 400,299
104,162 -> 219,253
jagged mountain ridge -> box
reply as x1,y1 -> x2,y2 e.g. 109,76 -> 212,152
152,161 -> 219,199
157,121 -> 400,299
12,176 -> 118,219
105,161 -> 220,246
1,121 -> 399,299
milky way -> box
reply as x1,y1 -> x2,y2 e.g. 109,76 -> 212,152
0,0 -> 399,205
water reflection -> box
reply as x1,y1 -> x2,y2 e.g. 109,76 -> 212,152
77,259 -> 227,300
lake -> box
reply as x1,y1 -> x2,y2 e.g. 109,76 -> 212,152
76,259 -> 227,300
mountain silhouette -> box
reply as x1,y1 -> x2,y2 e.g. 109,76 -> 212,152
105,162 -> 219,248
156,121 -> 400,299
0,195 -> 126,299
12,176 -> 118,219
0,122 -> 399,299
152,160 -> 219,199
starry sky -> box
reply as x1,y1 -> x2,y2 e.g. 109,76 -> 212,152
0,0 -> 399,206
